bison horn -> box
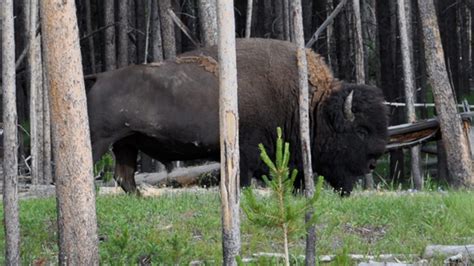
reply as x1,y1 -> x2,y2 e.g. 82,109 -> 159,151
344,90 -> 355,122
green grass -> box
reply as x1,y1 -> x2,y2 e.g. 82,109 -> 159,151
1,189 -> 473,264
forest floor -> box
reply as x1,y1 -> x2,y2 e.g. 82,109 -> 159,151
0,182 -> 473,265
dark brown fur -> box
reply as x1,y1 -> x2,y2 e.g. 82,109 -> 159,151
87,38 -> 388,195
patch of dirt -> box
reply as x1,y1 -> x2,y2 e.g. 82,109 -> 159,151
343,223 -> 388,244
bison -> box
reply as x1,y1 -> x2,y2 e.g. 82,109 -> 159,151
87,38 -> 388,195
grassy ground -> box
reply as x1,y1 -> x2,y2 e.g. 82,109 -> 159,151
1,188 -> 473,265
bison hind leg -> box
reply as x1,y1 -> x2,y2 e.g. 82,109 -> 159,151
112,139 -> 139,194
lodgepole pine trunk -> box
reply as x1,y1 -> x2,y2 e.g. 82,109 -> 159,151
159,0 -> 176,59
292,0 -> 316,265
104,0 -> 116,71
151,0 -> 164,62
352,0 -> 375,189
29,0 -> 45,185
245,0 -> 253,38
416,0 -> 473,187
198,0 -> 218,46
2,0 -> 21,264
217,0 -> 241,265
397,0 -> 422,190
40,1 -> 99,264
117,0 -> 129,68
85,0 -> 96,73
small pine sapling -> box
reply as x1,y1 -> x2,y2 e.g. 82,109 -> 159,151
242,127 -> 324,266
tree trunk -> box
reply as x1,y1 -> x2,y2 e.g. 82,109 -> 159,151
85,0 -> 96,73
144,0 -> 152,63
397,0 -> 422,190
135,1 -> 146,63
292,0 -> 316,264
245,0 -> 253,38
104,0 -> 116,71
217,0 -> 241,264
376,0 -> 405,183
40,1 -> 99,264
29,0 -> 45,185
2,0 -> 21,263
117,0 -> 129,68
459,4 -> 470,96
283,0 -> 290,40
198,0 -> 218,46
42,70 -> 53,184
417,0 -> 473,187
437,0 -> 460,98
159,0 -> 176,59
128,1 -> 138,64
151,0 -> 164,62
353,0 -> 365,83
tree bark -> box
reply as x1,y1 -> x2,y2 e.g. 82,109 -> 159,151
292,1 -> 316,264
117,0 -> 129,68
159,0 -> 176,59
397,0 -> 422,190
104,0 -> 116,71
85,0 -> 96,73
29,0 -> 45,185
458,4 -> 470,96
353,0 -> 365,83
42,70 -> 53,184
217,0 -> 241,264
40,1 -> 99,264
2,0 -> 21,264
417,0 -> 473,187
377,0 -> 405,183
245,0 -> 253,38
151,0 -> 164,62
198,0 -> 218,46
283,0 -> 290,40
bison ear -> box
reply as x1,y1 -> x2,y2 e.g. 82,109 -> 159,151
343,90 -> 355,122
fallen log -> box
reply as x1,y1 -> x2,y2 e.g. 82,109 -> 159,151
423,245 -> 474,259
135,162 -> 220,187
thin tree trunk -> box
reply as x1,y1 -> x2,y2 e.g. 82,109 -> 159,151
353,0 -> 365,83
136,1 -> 146,64
29,0 -> 45,185
159,0 -> 176,59
397,0 -> 422,190
417,0 -> 473,187
144,0 -> 152,63
198,0 -> 217,46
40,1 -> 99,264
42,70 -> 53,184
283,0 -> 290,40
217,0 -> 241,264
85,0 -> 96,73
117,0 -> 129,68
151,0 -> 164,62
245,0 -> 253,38
459,4 -> 470,96
292,0 -> 316,264
327,0 -> 336,70
104,0 -> 116,71
128,1 -> 137,64
2,0 -> 20,263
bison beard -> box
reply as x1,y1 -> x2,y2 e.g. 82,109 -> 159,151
87,38 -> 388,196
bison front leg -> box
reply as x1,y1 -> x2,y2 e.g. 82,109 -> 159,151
112,139 -> 139,194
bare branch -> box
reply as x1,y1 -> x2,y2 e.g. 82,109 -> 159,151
167,8 -> 201,48
305,0 -> 347,48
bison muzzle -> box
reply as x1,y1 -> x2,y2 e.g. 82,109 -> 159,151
87,38 -> 388,196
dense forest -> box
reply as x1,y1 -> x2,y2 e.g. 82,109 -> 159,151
1,0 -> 474,188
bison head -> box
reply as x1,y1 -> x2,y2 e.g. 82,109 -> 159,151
313,83 -> 388,196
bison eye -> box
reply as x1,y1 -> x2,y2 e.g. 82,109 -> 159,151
356,127 -> 369,139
